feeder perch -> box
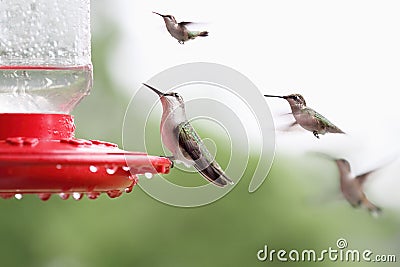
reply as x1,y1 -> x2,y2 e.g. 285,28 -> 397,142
0,0 -> 171,200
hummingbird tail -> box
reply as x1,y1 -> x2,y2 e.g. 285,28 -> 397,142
335,128 -> 346,134
328,125 -> 345,134
195,162 -> 233,187
197,31 -> 209,37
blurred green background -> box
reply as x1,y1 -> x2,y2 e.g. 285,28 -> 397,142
1,3 -> 399,267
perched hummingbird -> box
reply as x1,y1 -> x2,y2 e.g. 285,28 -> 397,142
335,159 -> 382,216
143,83 -> 234,187
153,12 -> 209,44
264,94 -> 345,138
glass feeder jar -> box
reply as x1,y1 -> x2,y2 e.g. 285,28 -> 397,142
0,0 -> 92,113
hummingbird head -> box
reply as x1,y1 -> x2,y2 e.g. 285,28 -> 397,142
152,12 -> 177,24
264,93 -> 306,110
283,94 -> 306,107
143,83 -> 185,113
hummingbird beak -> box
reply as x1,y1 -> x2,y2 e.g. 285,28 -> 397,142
264,94 -> 286,99
152,11 -> 165,17
143,83 -> 165,97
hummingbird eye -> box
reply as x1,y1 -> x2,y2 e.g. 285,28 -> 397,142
174,93 -> 184,102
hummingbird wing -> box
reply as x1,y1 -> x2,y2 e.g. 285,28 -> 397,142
355,171 -> 374,186
177,122 -> 234,187
178,21 -> 194,26
308,108 -> 345,134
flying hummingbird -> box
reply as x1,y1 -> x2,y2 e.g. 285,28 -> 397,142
143,83 -> 234,187
264,94 -> 345,139
153,12 -> 209,44
335,159 -> 382,216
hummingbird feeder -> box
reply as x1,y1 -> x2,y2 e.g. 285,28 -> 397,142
0,0 -> 171,201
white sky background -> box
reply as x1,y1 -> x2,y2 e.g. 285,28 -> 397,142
92,0 -> 400,209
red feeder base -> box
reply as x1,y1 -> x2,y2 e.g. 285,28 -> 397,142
0,113 -> 171,200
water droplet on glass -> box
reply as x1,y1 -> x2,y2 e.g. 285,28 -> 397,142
89,165 -> 97,173
144,172 -> 153,179
30,3 -> 36,11
15,194 -> 23,200
72,192 -> 82,200
56,164 -> 62,169
48,51 -> 55,58
45,77 -> 53,86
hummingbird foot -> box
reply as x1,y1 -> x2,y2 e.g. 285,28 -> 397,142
313,131 -> 320,139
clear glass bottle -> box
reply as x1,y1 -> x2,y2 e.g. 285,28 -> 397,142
0,0 -> 92,113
